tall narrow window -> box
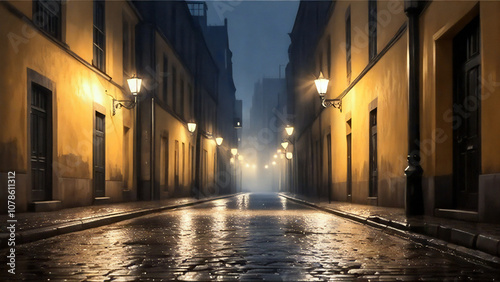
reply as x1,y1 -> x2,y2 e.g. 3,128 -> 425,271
188,83 -> 193,118
93,0 -> 106,71
327,36 -> 332,78
123,20 -> 130,73
345,6 -> 351,83
163,56 -> 169,105
34,0 -> 62,39
368,0 -> 378,60
180,77 -> 185,117
172,67 -> 177,113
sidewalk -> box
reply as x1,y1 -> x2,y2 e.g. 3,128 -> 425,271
0,194 -> 238,247
279,192 -> 500,267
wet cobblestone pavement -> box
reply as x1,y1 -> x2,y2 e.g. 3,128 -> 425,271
2,193 -> 500,281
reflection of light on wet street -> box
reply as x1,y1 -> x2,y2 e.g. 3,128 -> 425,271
2,193 -> 500,281
175,208 -> 194,261
280,196 -> 287,210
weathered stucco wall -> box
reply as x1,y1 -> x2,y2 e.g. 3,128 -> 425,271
0,1 -> 137,211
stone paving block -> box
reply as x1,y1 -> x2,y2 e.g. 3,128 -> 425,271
450,228 -> 477,248
437,226 -> 451,241
424,223 -> 439,237
476,235 -> 500,256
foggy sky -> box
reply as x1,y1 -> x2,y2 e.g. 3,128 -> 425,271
205,1 -> 299,121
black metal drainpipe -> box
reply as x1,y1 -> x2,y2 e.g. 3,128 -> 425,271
404,1 -> 424,216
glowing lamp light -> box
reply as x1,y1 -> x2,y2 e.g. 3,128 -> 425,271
231,148 -> 238,156
286,152 -> 293,160
230,157 -> 235,164
314,72 -> 329,97
216,137 -> 223,146
113,75 -> 142,115
273,154 -> 278,159
277,149 -> 282,154
265,165 -> 269,169
285,126 -> 294,136
187,122 -> 197,133
238,155 -> 243,161
281,141 -> 289,150
127,75 -> 142,95
272,161 -> 277,166
246,163 -> 250,168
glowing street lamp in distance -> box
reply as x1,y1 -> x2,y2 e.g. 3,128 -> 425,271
281,141 -> 289,150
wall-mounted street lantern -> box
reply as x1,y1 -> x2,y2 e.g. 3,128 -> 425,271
231,148 -> 238,156
281,141 -> 289,150
315,72 -> 342,111
285,125 -> 294,136
216,137 -> 223,146
113,75 -> 142,115
286,152 -> 293,160
187,122 -> 197,133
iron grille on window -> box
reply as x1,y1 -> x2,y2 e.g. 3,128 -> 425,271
93,0 -> 105,71
34,0 -> 61,39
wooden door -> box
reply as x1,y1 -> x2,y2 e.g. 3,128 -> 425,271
453,17 -> 481,210
369,109 -> 378,197
94,112 -> 106,197
31,84 -> 52,201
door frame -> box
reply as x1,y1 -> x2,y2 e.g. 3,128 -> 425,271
452,16 -> 481,210
369,108 -> 378,198
27,69 -> 56,204
93,103 -> 107,199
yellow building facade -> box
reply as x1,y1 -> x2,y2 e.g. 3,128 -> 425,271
289,0 -> 500,222
0,0 -> 140,212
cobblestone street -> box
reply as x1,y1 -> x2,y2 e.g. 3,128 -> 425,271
1,193 -> 500,281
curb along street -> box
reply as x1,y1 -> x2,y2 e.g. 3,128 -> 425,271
278,193 -> 500,268
1,193 -> 240,248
